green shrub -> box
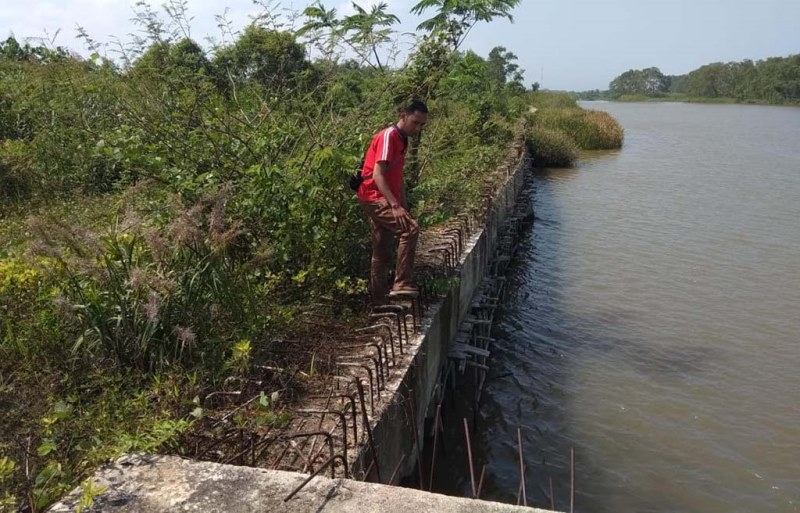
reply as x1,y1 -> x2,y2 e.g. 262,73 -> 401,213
525,126 -> 578,167
25,192 -> 261,375
527,91 -> 578,109
0,255 -> 68,366
580,110 -> 624,149
528,107 -> 623,150
0,140 -> 37,200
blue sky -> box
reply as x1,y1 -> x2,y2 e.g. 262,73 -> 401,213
2,0 -> 799,90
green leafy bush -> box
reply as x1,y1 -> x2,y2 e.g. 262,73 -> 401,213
0,140 -> 37,200
26,192 -> 259,374
529,107 -> 623,150
525,125 -> 579,167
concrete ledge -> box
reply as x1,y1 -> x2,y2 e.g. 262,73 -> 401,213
357,148 -> 532,480
50,454 -> 551,513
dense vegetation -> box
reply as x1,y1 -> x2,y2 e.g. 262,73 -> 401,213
0,1 -> 620,510
575,54 -> 800,105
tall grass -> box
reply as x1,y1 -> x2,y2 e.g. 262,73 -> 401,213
528,91 -> 579,109
523,94 -> 624,166
524,126 -> 578,167
22,189 -> 257,375
532,108 -> 624,150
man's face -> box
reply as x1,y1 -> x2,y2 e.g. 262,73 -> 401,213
401,111 -> 428,136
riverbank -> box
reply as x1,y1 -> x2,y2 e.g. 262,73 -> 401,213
47,132 -> 542,513
582,93 -> 800,107
1,99 -> 623,512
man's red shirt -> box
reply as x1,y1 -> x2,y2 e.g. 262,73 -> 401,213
357,125 -> 408,203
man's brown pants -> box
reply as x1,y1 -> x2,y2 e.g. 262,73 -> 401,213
359,200 -> 419,302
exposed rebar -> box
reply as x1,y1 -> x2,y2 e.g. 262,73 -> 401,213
356,378 -> 381,483
427,402 -> 442,492
570,447 -> 575,513
517,428 -> 527,507
463,418 -> 477,498
282,455 -> 347,502
476,464 -> 487,499
389,453 -> 407,485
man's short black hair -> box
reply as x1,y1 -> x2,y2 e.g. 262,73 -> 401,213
401,99 -> 428,115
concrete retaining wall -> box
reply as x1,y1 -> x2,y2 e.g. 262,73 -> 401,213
359,148 -> 532,482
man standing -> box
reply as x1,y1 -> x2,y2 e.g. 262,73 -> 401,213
357,100 -> 428,303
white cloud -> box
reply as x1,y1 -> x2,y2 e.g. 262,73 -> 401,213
1,0 -> 289,55
1,0 -> 422,67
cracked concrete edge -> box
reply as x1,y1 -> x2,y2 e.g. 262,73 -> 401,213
49,454 -> 558,513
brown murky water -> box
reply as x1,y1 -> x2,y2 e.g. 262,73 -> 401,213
435,102 -> 800,512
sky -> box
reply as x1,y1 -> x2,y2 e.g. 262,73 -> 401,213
2,0 -> 799,91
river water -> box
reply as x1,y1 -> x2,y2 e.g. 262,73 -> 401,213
434,102 -> 800,512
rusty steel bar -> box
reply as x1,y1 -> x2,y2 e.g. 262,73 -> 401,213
356,378 -> 381,483
289,393 -> 331,472
294,409 -> 349,473
268,418 -> 307,469
363,458 -> 376,482
476,464 -> 487,499
354,337 -> 389,380
337,362 -> 375,415
285,431 -> 336,478
282,455 -> 348,502
339,354 -> 383,394
428,402 -> 442,492
408,393 -> 424,490
389,453 -> 407,486
369,312 -> 404,355
571,447 -> 575,513
463,418 -> 477,498
338,393 -> 358,445
355,324 -> 395,366
518,428 -> 527,507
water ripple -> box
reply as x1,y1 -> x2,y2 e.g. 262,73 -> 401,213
474,103 -> 800,513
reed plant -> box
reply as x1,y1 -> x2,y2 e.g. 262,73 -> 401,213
528,91 -> 578,109
531,107 -> 623,150
524,126 -> 578,167
23,190 -> 257,375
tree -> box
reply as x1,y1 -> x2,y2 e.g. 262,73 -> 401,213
608,67 -> 667,96
299,2 -> 399,72
411,0 -> 520,50
340,2 -> 399,72
130,38 -> 211,78
608,69 -> 644,96
487,46 -> 524,85
0,36 -> 70,63
214,26 -> 307,90
641,67 -> 669,94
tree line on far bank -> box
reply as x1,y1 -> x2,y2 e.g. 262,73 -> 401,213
575,54 -> 800,105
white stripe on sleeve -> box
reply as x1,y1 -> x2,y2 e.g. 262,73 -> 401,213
380,127 -> 391,161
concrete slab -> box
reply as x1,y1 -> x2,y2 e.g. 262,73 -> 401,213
49,454 -> 555,513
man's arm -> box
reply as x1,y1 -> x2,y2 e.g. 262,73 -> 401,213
372,161 -> 414,231
372,161 -> 400,207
